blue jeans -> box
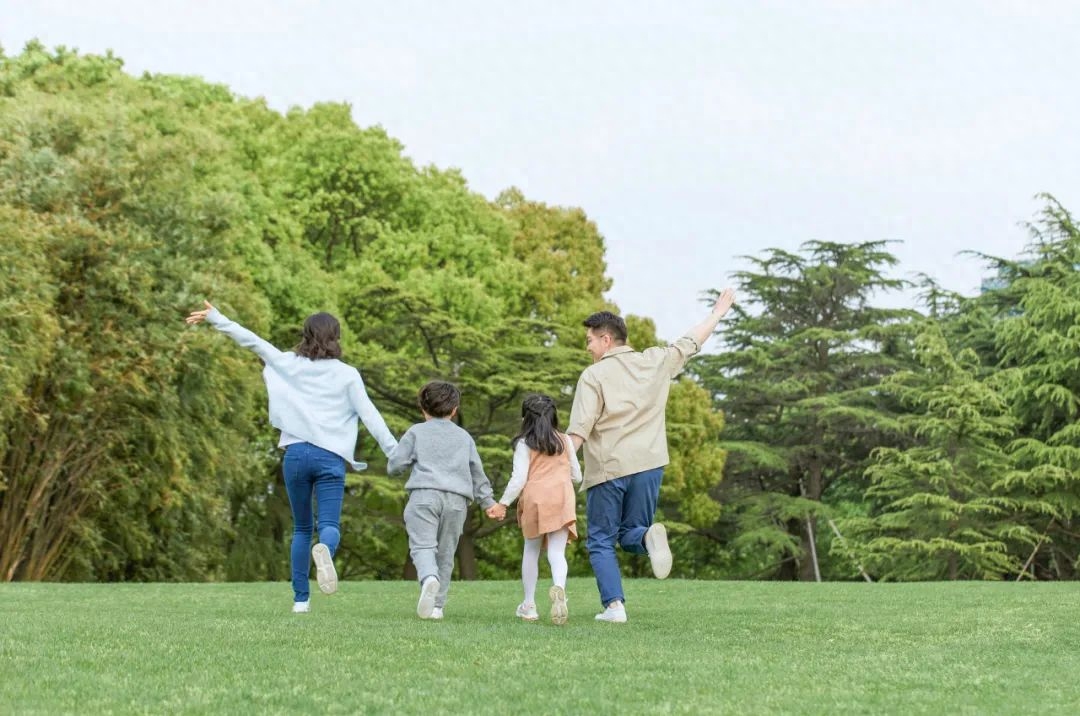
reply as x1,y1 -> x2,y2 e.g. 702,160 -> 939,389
585,467 -> 664,607
282,442 -> 346,602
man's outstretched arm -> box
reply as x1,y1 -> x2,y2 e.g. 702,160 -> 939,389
684,288 -> 736,348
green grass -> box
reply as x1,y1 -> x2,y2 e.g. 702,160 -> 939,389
2,579 -> 1078,715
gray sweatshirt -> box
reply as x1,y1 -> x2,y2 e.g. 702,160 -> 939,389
387,418 -> 496,508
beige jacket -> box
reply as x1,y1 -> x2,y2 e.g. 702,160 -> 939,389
567,336 -> 701,489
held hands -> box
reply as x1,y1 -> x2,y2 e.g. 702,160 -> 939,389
711,288 -> 736,318
485,503 -> 507,521
185,300 -> 215,326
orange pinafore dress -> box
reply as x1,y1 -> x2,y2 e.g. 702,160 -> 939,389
516,434 -> 578,542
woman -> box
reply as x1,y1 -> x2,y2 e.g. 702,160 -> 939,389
186,301 -> 397,613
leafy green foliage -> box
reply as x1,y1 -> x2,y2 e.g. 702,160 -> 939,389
977,199 -> 1080,578
0,43 -> 611,583
841,325 -> 1028,579
694,241 -> 917,580
4,42 -> 1079,584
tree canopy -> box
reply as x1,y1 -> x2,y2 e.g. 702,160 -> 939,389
2,43 -> 1077,583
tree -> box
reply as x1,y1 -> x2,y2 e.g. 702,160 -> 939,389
976,197 -> 1080,578
695,241 -> 915,580
0,42 -> 627,583
841,324 -> 1028,580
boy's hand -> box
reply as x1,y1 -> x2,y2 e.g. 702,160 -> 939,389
485,503 -> 507,520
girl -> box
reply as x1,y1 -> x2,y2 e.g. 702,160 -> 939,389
497,394 -> 582,625
185,301 -> 398,613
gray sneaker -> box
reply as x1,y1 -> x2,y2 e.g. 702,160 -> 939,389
417,577 -> 440,619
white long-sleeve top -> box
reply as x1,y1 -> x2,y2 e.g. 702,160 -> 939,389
206,308 -> 398,470
498,435 -> 582,506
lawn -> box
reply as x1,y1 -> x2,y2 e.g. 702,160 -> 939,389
1,579 -> 1077,714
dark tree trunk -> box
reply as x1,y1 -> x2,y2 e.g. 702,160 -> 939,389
402,551 -> 417,581
457,529 -> 478,580
780,517 -> 801,581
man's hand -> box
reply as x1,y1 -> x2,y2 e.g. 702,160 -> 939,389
711,288 -> 736,318
685,288 -> 738,348
185,300 -> 215,325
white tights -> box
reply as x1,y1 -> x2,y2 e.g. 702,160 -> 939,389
521,527 -> 570,606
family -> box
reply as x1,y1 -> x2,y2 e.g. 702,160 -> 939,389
185,287 -> 736,624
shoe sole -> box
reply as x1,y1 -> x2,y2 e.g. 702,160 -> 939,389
594,613 -> 627,623
549,585 -> 568,626
417,578 -> 439,619
312,543 -> 338,594
645,523 -> 672,579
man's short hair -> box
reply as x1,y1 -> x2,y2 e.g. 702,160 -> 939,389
582,311 -> 627,343
418,380 -> 461,418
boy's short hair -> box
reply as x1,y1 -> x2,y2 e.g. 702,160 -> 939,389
582,311 -> 628,343
418,380 -> 460,418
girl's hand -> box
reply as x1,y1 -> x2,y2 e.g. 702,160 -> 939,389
185,300 -> 215,325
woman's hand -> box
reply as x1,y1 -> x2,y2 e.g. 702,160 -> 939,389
185,300 -> 215,325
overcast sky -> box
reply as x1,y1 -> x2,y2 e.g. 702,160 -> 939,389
5,1 -> 1079,340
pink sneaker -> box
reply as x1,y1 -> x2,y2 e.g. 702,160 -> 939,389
515,602 -> 539,621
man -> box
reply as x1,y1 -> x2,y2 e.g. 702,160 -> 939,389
567,288 -> 736,623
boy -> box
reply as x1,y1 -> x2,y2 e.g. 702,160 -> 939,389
387,381 -> 505,619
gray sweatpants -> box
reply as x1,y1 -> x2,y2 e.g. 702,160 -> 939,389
404,489 -> 469,608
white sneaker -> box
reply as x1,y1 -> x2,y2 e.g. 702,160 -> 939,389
595,601 -> 627,623
515,602 -> 539,621
549,585 -> 568,626
417,576 -> 440,619
644,523 -> 672,579
312,543 -> 338,594
430,607 -> 444,620
292,600 -> 311,614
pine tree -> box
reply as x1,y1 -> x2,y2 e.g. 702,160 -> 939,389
696,241 -> 915,580
981,198 -> 1080,578
842,324 -> 1029,580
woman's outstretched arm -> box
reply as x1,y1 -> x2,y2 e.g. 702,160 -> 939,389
186,300 -> 284,364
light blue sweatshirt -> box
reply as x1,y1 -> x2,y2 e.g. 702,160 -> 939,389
206,308 -> 397,470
